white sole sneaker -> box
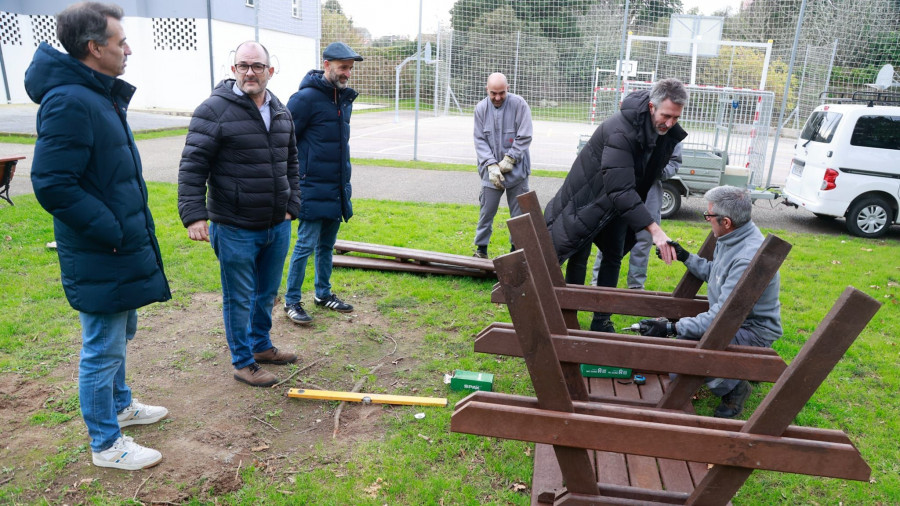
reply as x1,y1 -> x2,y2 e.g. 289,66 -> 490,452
117,399 -> 169,427
92,436 -> 162,471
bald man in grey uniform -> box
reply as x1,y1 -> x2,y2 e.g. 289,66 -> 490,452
472,72 -> 533,258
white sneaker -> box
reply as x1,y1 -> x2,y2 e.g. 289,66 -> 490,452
117,399 -> 168,427
91,435 -> 162,470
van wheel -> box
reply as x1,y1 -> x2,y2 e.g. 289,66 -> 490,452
660,183 -> 681,219
846,197 -> 892,238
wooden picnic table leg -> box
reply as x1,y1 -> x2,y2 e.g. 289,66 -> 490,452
493,251 -> 600,497
686,287 -> 880,505
672,232 -> 717,299
507,214 -> 589,401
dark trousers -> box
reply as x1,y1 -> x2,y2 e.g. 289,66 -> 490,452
564,218 -> 627,325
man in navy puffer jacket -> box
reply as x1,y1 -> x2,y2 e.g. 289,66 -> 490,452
283,42 -> 361,325
178,41 -> 301,388
26,2 -> 170,471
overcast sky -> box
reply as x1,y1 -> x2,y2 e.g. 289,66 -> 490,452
336,0 -> 745,39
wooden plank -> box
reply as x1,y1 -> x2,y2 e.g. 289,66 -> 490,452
333,239 -> 494,270
332,254 -> 493,277
658,458 -> 695,493
613,373 -> 663,491
473,328 -> 787,382
479,323 -> 780,357
553,288 -> 710,319
515,191 -> 567,287
659,234 -> 792,410
531,443 -> 564,505
490,251 -> 598,495
454,391 -> 857,446
687,287 -> 881,504
509,198 -> 580,329
626,455 -> 662,490
595,451 -> 630,488
451,401 -> 871,480
506,215 -> 591,400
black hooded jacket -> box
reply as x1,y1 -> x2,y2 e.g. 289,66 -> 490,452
544,90 -> 687,262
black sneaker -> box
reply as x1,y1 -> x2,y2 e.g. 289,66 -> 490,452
314,293 -> 354,313
714,380 -> 751,418
590,318 -> 615,333
473,247 -> 488,259
284,302 -> 312,325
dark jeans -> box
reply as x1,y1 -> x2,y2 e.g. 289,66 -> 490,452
564,217 -> 627,325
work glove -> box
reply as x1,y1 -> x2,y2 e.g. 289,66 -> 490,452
498,154 -> 516,173
656,240 -> 690,262
638,317 -> 676,337
487,164 -> 505,189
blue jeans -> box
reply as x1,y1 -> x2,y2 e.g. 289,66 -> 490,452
285,218 -> 341,304
79,309 -> 136,452
210,221 -> 291,370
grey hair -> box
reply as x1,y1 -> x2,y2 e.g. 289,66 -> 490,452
705,185 -> 752,228
649,78 -> 689,107
56,2 -> 124,60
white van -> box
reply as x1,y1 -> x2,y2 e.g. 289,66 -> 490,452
783,98 -> 900,238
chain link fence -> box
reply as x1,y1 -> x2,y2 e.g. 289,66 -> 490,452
323,0 -> 900,176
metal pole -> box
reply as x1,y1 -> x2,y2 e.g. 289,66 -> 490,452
766,0 -> 807,188
615,0 -> 630,105
512,31 -> 520,94
434,23 -> 441,117
0,36 -> 11,103
254,0 -> 259,42
822,39 -> 838,100
793,45 -> 810,129
413,0 -> 422,160
206,0 -> 215,91
443,28 -> 454,115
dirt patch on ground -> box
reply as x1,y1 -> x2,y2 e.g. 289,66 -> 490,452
0,292 -> 427,504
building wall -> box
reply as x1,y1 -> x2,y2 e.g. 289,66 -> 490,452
0,0 -> 318,110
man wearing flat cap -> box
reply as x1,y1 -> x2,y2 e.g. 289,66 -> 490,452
283,42 -> 363,324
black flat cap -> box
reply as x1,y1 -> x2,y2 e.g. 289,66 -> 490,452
323,42 -> 363,61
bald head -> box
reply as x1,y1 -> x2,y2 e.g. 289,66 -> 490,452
486,73 -> 509,108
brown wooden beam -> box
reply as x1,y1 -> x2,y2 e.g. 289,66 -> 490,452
491,251 -> 600,496
451,400 -> 871,481
477,323 -> 780,357
334,239 -> 494,270
333,254 -> 494,278
455,391 -> 856,446
474,327 -> 786,382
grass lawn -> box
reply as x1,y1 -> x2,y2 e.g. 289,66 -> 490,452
0,183 -> 898,504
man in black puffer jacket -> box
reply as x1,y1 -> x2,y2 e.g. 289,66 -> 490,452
178,41 -> 301,388
544,78 -> 688,332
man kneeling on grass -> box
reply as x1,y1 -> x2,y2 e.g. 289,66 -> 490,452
637,186 -> 783,418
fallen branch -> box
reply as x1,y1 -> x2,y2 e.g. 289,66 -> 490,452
235,459 -> 242,481
252,416 -> 280,432
273,357 -> 326,388
133,472 -> 152,501
333,363 -> 384,438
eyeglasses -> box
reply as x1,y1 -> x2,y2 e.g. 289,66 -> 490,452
703,211 -> 720,221
234,63 -> 268,74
